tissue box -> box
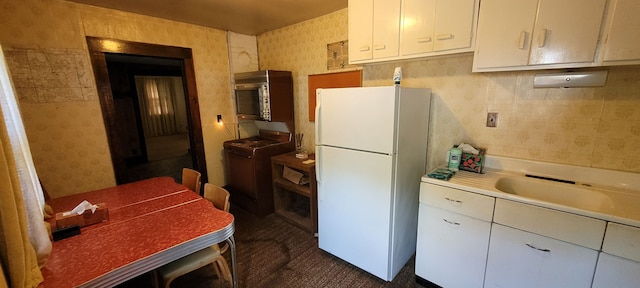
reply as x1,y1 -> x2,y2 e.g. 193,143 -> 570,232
459,149 -> 485,173
55,203 -> 109,229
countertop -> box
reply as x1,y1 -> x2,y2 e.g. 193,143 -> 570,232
421,156 -> 640,228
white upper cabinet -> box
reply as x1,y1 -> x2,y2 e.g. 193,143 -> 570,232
348,0 -> 401,63
348,0 -> 479,64
401,0 -> 478,56
473,0 -> 607,72
602,0 -> 640,64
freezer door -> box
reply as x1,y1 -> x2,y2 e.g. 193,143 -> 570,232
316,86 -> 397,154
317,145 -> 394,280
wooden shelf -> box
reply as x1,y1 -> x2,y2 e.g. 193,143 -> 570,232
271,152 -> 317,234
273,178 -> 311,197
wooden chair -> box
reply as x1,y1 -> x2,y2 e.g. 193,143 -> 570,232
181,168 -> 201,194
156,183 -> 232,287
203,183 -> 232,282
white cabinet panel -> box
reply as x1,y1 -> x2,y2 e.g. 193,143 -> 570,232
432,0 -> 476,52
401,0 -> 436,55
493,199 -> 606,250
473,0 -> 607,71
348,0 -> 400,63
602,222 -> 640,262
485,224 -> 599,288
401,0 -> 476,56
473,0 -> 538,69
419,182 -> 494,221
593,253 -> 640,288
348,0 -> 374,62
602,0 -> 640,63
528,0 -> 607,65
415,204 -> 490,288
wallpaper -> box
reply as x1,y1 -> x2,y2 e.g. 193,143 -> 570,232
258,8 -> 640,174
0,0 -> 233,197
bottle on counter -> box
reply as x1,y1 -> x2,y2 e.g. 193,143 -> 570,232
448,146 -> 462,171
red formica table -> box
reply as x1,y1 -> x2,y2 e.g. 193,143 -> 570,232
40,177 -> 236,288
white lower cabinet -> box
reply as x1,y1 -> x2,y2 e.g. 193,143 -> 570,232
415,204 -> 490,288
484,224 -> 599,288
592,222 -> 640,288
592,253 -> 640,288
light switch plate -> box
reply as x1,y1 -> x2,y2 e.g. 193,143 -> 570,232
486,113 -> 498,127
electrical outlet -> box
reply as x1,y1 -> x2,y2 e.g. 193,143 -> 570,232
486,112 -> 498,127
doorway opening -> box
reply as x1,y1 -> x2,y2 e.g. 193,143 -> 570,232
87,37 -> 207,189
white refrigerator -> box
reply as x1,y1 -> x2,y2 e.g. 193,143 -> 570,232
315,86 -> 431,281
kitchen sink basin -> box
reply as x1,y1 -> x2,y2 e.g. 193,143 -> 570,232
495,176 -> 616,214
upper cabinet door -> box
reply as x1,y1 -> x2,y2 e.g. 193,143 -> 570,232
432,0 -> 477,52
602,0 -> 640,63
401,0 -> 437,55
372,0 -> 401,59
401,0 -> 477,56
348,0 -> 374,62
473,0 -> 607,71
473,0 -> 538,69
529,0 -> 607,65
348,0 -> 400,63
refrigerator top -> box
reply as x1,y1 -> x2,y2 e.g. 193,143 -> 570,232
315,86 -> 431,155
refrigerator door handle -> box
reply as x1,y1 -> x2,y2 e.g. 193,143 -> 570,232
315,90 -> 321,145
315,147 -> 322,201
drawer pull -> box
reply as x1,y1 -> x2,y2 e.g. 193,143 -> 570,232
417,37 -> 432,43
359,46 -> 371,52
443,219 -> 460,226
526,243 -> 551,252
373,45 -> 386,51
436,34 -> 453,40
445,197 -> 462,205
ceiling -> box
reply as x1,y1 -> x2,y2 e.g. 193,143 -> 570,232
67,0 -> 348,35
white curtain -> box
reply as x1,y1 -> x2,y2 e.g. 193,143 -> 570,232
0,46 -> 50,287
135,76 -> 181,137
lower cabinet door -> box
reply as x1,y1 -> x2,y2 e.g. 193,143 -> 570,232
592,253 -> 640,288
484,224 -> 598,288
415,204 -> 490,288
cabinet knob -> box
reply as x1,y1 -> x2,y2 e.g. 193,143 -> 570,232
436,34 -> 454,40
359,46 -> 371,52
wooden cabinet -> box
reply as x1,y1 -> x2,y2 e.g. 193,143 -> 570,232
415,183 -> 493,288
485,224 -> 599,288
401,0 -> 478,57
348,0 -> 401,62
602,0 -> 640,64
271,152 -> 317,233
473,0 -> 607,71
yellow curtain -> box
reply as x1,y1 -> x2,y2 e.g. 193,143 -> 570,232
0,46 -> 48,287
0,136 -> 43,288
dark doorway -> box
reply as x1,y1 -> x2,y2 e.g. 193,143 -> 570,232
86,37 -> 208,189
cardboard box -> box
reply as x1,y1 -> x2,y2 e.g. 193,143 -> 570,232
459,149 -> 485,173
55,203 -> 109,229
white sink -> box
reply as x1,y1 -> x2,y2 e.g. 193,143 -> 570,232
495,176 -> 616,214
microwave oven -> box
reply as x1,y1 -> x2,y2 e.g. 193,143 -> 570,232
235,82 -> 270,121
233,71 -> 294,131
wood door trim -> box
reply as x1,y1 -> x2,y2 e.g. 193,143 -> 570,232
86,37 -> 207,187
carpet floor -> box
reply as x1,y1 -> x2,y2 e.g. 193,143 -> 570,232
118,204 -> 425,288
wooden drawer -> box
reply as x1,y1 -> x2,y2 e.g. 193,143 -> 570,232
602,222 -> 640,262
494,199 -> 606,250
420,182 -> 495,222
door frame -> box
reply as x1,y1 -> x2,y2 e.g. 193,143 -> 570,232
86,37 -> 207,185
